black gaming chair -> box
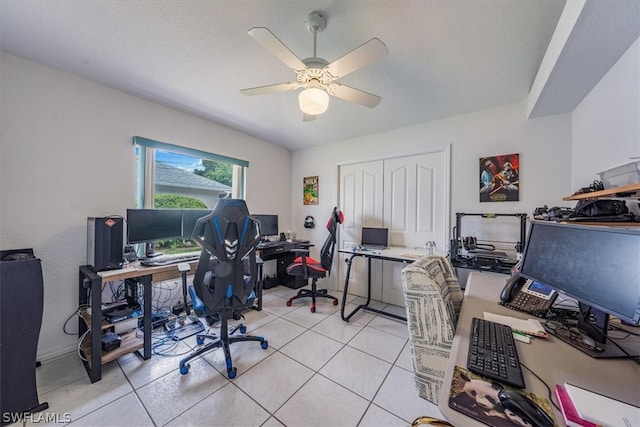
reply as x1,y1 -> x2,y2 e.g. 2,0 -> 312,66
178,199 -> 268,379
286,207 -> 344,313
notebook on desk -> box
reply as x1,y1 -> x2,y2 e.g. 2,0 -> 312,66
361,227 -> 389,250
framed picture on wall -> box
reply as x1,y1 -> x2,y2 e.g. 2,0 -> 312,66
479,153 -> 519,202
303,176 -> 319,205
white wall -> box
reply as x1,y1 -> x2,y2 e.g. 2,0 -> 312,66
291,102 -> 573,289
572,37 -> 640,188
0,53 -> 292,360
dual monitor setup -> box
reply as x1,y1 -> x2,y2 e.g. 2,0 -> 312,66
87,210 -> 280,271
516,221 -> 640,359
127,209 -> 281,257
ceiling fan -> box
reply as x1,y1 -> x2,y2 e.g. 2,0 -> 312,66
240,11 -> 388,121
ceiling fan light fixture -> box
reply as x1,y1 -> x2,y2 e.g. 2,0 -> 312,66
298,87 -> 329,115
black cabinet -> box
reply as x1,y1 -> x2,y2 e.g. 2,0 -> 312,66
1,249 -> 48,424
259,241 -> 307,289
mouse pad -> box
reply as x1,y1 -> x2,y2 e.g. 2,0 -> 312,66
448,366 -> 556,426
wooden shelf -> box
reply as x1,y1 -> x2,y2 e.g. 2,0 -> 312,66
78,308 -> 114,332
563,182 -> 640,201
80,329 -> 143,367
561,182 -> 640,227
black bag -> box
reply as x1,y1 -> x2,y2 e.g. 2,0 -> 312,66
572,199 -> 628,217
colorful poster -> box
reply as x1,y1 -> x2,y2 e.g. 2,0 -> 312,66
303,176 -> 318,205
480,154 -> 520,202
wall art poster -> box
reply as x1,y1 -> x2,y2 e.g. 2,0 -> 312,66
303,176 -> 319,205
479,153 -> 519,202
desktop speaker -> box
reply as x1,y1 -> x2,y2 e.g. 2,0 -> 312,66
87,217 -> 123,272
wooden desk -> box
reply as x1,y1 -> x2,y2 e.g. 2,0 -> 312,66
338,246 -> 432,322
78,258 -> 263,383
78,261 -> 199,383
439,271 -> 640,425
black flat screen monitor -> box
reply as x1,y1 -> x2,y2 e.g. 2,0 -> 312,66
519,221 -> 640,358
127,209 -> 183,247
253,214 -> 278,238
182,209 -> 212,238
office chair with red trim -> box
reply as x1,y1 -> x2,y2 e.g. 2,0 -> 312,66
286,207 -> 344,313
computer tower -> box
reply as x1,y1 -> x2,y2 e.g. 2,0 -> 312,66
87,217 -> 123,272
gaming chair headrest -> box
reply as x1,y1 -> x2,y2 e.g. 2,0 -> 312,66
326,207 -> 344,230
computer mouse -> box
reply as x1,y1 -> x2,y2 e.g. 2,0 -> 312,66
498,389 -> 554,427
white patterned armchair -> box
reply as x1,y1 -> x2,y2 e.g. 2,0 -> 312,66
402,256 -> 464,404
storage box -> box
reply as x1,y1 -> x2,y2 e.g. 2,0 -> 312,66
597,160 -> 640,189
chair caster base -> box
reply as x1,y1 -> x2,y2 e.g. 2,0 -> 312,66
227,367 -> 237,379
180,363 -> 190,375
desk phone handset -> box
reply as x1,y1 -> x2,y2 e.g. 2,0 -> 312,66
500,274 -> 557,318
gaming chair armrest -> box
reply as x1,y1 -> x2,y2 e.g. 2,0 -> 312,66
289,248 -> 311,278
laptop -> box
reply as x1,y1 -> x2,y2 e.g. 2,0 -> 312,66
361,227 -> 389,250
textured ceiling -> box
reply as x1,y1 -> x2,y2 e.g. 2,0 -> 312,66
0,0 -> 633,151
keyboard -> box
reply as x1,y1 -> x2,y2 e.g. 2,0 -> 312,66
140,252 -> 200,266
257,241 -> 281,249
467,317 -> 525,389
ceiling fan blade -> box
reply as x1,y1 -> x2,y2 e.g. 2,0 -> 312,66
325,38 -> 388,79
248,27 -> 307,71
240,82 -> 300,96
330,83 -> 382,108
303,113 -> 317,122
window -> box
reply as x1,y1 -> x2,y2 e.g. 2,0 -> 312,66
133,136 -> 249,253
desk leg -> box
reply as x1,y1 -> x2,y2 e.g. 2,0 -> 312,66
340,254 -> 407,323
340,254 -> 357,321
255,262 -> 263,311
142,275 -> 152,359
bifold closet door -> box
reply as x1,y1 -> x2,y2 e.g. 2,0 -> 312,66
338,149 -> 449,306
382,151 -> 448,306
338,160 -> 384,300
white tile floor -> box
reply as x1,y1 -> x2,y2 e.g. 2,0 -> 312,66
26,287 -> 445,426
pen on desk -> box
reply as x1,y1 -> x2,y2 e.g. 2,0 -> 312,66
512,330 -> 532,338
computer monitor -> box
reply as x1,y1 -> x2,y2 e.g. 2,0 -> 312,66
519,221 -> 640,358
182,209 -> 212,239
126,209 -> 183,256
252,214 -> 279,239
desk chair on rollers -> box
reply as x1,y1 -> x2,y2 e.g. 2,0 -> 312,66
178,199 -> 268,379
285,207 -> 343,313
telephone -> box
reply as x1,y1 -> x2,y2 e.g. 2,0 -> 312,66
500,274 -> 557,318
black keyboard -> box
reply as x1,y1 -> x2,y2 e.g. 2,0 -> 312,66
257,241 -> 280,249
140,252 -> 200,266
467,317 -> 525,389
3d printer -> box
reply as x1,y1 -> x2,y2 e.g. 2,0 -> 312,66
450,212 -> 527,274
